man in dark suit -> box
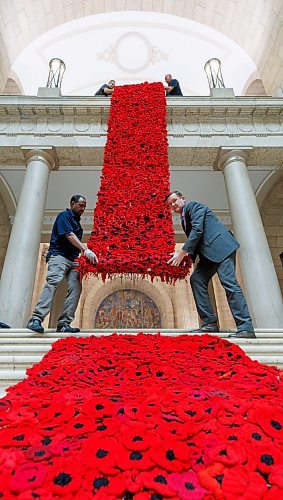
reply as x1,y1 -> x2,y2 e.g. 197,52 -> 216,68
166,191 -> 255,338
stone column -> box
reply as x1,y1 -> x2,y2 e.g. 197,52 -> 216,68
218,148 -> 283,328
0,147 -> 56,327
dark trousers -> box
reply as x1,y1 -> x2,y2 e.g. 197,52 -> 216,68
190,252 -> 254,332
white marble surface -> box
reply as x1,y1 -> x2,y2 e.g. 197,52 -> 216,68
220,149 -> 283,328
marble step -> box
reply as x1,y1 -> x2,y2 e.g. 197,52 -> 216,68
0,355 -> 42,370
0,328 -> 283,338
2,342 -> 283,357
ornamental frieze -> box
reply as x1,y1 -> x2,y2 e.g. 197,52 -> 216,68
0,96 -> 282,167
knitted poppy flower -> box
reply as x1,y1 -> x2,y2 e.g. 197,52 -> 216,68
198,463 -> 225,499
81,436 -> 120,475
149,439 -> 189,472
50,437 -> 82,457
249,445 -> 283,474
84,470 -> 126,498
46,458 -> 82,496
138,468 -> 176,497
167,470 -> 208,499
117,444 -> 155,471
252,405 -> 283,440
221,465 -> 268,499
10,463 -> 47,494
82,397 -> 116,418
64,416 -> 95,437
0,425 -> 33,447
203,443 -> 240,467
25,445 -> 52,462
120,422 -> 156,451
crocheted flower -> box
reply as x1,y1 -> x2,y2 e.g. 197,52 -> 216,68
167,470 -> 208,499
10,463 -> 47,494
46,458 -> 82,496
221,465 -> 268,499
81,437 -> 120,475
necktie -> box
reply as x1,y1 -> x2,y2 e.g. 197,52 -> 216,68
181,211 -> 187,232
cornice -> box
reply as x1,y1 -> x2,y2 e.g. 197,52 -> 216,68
0,96 -> 283,167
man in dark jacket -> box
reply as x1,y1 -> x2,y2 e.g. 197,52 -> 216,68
164,74 -> 183,96
95,80 -> 115,96
27,195 -> 98,334
167,191 -> 255,338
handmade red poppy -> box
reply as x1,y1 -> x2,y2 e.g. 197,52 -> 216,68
149,439 -> 190,472
167,470 -> 208,499
46,458 -> 82,496
79,82 -> 191,282
10,463 -> 47,494
81,436 -> 120,475
0,425 -> 33,448
138,467 -> 176,497
221,465 -> 268,499
50,436 -> 82,457
251,405 -> 283,440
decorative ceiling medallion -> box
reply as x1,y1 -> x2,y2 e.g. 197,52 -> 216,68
97,32 -> 167,73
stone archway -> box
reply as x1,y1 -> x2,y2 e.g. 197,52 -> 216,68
81,276 -> 175,329
94,289 -> 161,329
260,175 -> 283,295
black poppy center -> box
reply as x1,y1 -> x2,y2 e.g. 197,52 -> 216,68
260,454 -> 274,466
251,432 -> 262,441
185,482 -> 195,490
154,475 -> 167,484
215,474 -> 224,484
130,451 -> 143,460
166,449 -> 175,461
96,448 -> 108,458
96,404 -> 104,410
133,435 -> 143,442
42,437 -> 52,445
53,472 -> 72,486
271,420 -> 282,430
13,434 -> 25,441
35,450 -> 45,457
93,477 -> 109,489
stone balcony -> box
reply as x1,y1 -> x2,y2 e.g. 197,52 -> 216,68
0,95 -> 282,169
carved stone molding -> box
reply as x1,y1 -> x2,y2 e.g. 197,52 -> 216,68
0,96 -> 283,167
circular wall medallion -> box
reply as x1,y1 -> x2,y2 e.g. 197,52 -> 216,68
115,32 -> 151,73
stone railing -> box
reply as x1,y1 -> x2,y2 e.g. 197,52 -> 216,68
0,95 -> 283,168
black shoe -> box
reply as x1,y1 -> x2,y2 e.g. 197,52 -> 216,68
0,321 -> 10,328
27,319 -> 44,334
189,323 -> 219,333
228,331 -> 256,339
56,325 -> 80,333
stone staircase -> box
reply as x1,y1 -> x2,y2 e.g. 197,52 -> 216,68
0,328 -> 283,398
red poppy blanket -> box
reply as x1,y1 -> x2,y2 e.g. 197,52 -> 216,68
79,82 -> 191,282
1,334 -> 283,498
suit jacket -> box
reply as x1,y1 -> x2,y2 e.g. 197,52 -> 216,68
181,201 -> 239,263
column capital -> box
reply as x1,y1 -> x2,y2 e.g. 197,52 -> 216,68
217,147 -> 253,172
21,146 -> 58,171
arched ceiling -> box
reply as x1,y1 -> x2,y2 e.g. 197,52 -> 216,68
0,0 -> 282,95
11,12 -> 257,96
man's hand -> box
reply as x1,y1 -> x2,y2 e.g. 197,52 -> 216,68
84,248 -> 98,264
167,250 -> 187,266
